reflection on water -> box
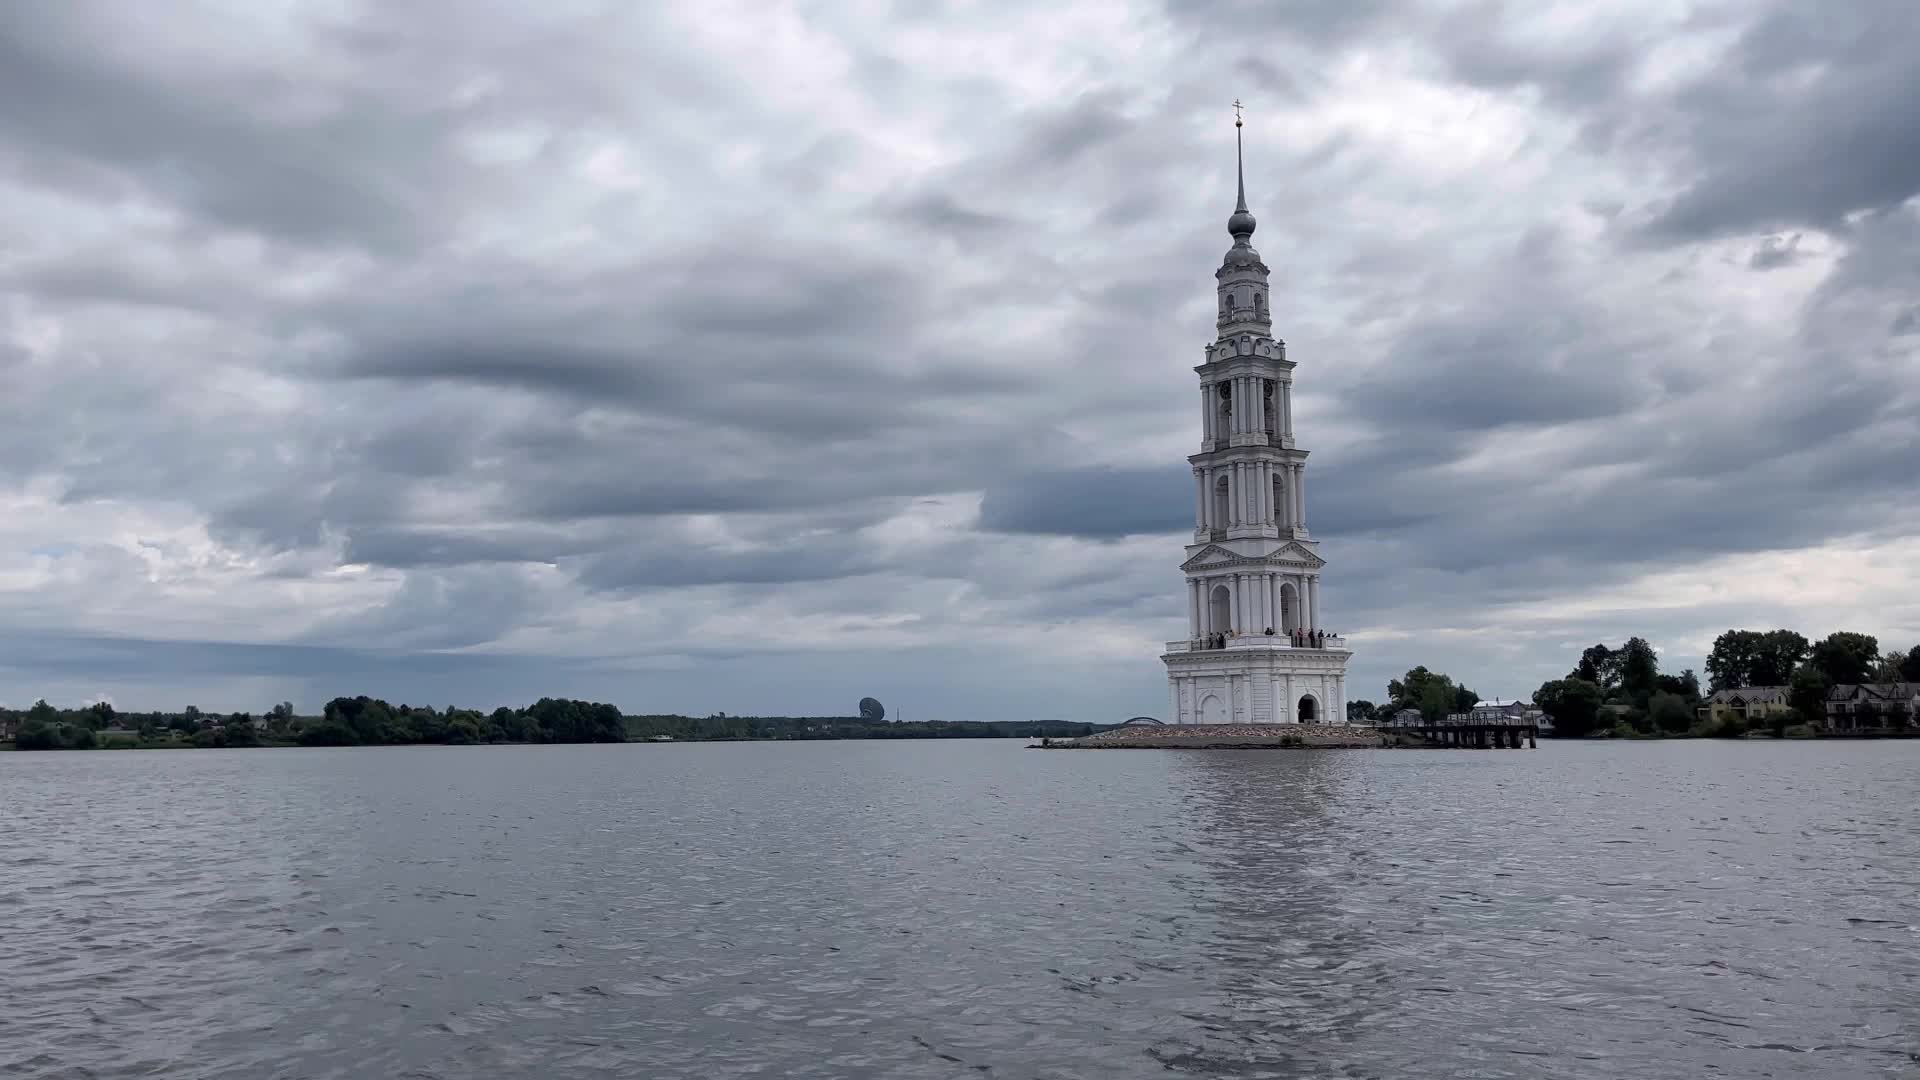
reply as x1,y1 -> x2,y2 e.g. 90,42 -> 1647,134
0,741 -> 1915,1078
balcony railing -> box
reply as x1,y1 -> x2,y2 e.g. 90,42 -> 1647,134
1168,633 -> 1348,653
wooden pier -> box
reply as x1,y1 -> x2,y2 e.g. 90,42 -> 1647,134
1394,718 -> 1538,749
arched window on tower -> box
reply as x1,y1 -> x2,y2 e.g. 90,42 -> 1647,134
1254,292 -> 1264,313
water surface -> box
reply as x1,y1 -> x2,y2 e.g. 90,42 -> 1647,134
2,740 -> 1915,1078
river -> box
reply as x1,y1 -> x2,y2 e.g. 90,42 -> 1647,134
2,739 -> 1915,1078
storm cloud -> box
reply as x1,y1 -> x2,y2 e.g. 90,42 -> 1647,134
2,0 -> 1916,719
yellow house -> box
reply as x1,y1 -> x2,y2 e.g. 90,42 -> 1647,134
1696,686 -> 1793,727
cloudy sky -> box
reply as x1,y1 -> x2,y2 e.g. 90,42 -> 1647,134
3,0 -> 1916,719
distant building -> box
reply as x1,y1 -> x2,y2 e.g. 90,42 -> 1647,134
0,713 -> 16,741
1825,683 -> 1920,732
1385,707 -> 1424,728
1444,699 -> 1540,724
1696,687 -> 1792,728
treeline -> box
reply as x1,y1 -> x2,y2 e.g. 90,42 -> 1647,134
1531,638 -> 1703,738
1,696 -> 627,750
623,714 -> 1096,741
1530,630 -> 1919,739
4,698 -> 1096,750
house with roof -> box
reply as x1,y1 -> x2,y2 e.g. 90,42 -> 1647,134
1825,683 -> 1919,733
1696,686 -> 1792,728
1445,699 -> 1543,724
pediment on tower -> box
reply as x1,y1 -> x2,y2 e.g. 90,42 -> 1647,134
1273,542 -> 1326,568
1179,544 -> 1239,572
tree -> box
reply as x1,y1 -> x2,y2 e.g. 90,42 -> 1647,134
1655,669 -> 1702,700
1534,679 -> 1603,738
1648,691 -> 1694,735
1751,630 -> 1810,686
1789,665 -> 1833,726
86,701 -> 115,730
1452,686 -> 1479,713
1705,629 -> 1808,691
1346,699 -> 1379,723
1618,637 -> 1659,702
1418,681 -> 1455,723
1809,632 -> 1879,685
1901,645 -> 1920,682
1572,645 -> 1620,689
1388,667 -> 1454,712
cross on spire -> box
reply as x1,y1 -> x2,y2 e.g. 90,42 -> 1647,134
1232,100 -> 1248,215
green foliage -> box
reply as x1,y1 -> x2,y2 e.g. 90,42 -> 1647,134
1649,691 -> 1694,735
1789,665 -> 1834,722
1705,629 -> 1809,691
1693,711 -> 1748,738
1901,645 -> 1920,682
99,733 -> 139,750
1781,723 -> 1816,739
1572,644 -> 1619,689
1534,678 -> 1603,737
1619,637 -> 1659,703
14,718 -> 59,750
1346,699 -> 1379,723
1387,666 -> 1473,722
1655,669 -> 1701,699
1809,632 -> 1879,685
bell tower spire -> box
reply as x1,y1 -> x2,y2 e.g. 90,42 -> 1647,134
1216,103 -> 1272,341
1231,100 -> 1253,232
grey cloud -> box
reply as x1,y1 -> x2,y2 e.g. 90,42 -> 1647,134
1748,234 -> 1805,271
978,467 -> 1190,539
5,0 -> 1920,722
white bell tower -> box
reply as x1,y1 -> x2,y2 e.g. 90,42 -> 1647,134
1161,105 -> 1353,726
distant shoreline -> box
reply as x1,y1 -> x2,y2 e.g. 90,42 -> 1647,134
0,696 -> 1102,752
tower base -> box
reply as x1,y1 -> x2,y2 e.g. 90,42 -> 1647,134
1162,638 -> 1351,726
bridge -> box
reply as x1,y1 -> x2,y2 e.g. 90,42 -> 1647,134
1115,716 -> 1165,727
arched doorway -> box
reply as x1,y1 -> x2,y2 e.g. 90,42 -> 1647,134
1209,584 -> 1233,637
1199,694 -> 1227,725
1297,695 -> 1318,723
1279,581 -> 1299,634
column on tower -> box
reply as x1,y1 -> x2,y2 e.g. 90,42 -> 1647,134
1187,578 -> 1200,638
1307,576 -> 1319,630
1267,574 -> 1281,630
1259,461 -> 1271,527
1297,467 -> 1308,530
1291,465 -> 1304,528
1192,469 -> 1205,529
1200,386 -> 1213,444
1234,462 -> 1246,527
1282,381 -> 1292,438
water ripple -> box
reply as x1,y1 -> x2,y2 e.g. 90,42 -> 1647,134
1,740 -> 1916,1077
